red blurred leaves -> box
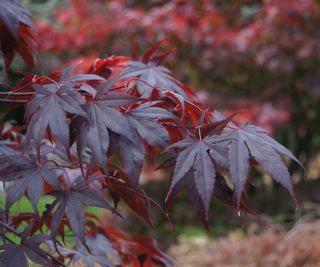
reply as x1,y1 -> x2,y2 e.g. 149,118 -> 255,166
0,0 -> 36,72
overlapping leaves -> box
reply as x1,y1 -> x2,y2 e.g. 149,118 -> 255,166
165,115 -> 302,224
74,79 -> 137,173
47,177 -> 113,250
125,101 -> 176,148
25,68 -> 104,155
165,135 -> 243,225
67,234 -> 121,267
0,152 -> 61,212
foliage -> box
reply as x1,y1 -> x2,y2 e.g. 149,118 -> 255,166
35,0 -> 320,164
0,1 -> 303,266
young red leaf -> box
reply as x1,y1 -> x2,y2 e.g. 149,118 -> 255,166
106,166 -> 155,226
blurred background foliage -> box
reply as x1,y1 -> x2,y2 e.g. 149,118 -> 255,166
1,0 -> 320,258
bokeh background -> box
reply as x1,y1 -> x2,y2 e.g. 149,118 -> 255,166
2,0 -> 320,266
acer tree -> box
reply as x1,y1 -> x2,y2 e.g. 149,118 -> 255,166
0,1 -> 304,267
36,0 -> 320,164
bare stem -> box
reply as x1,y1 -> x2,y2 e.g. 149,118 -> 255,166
0,99 -> 28,103
0,92 -> 34,96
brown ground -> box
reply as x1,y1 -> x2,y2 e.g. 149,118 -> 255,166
168,220 -> 320,267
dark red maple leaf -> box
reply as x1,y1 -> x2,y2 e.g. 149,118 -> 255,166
218,124 -> 303,206
106,165 -> 156,226
47,176 -> 114,250
166,138 -> 217,224
0,152 -> 61,213
74,79 -> 138,173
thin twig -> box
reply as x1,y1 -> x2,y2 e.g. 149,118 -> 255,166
0,231 -> 15,244
0,91 -> 34,96
0,99 -> 28,103
0,220 -> 21,236
156,120 -> 195,129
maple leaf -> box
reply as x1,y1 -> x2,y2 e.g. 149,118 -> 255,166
25,72 -> 104,155
217,124 -> 303,205
125,101 -> 176,148
48,177 -> 113,250
74,80 -> 137,173
0,0 -> 36,72
0,153 -> 61,213
166,138 -> 217,222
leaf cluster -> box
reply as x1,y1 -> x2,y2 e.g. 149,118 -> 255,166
0,4 -> 303,267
